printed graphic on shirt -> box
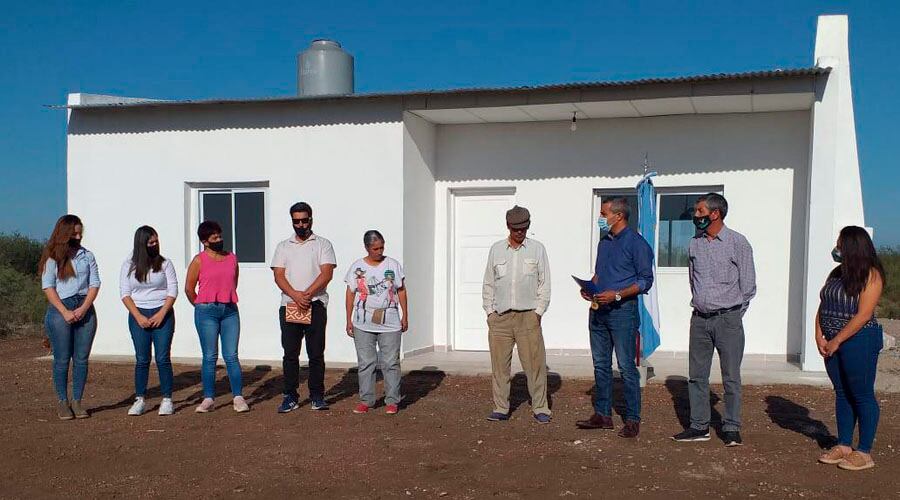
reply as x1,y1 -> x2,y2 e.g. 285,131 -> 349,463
344,258 -> 405,332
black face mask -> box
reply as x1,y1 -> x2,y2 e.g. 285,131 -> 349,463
692,216 -> 711,231
146,245 -> 160,258
208,241 -> 225,253
68,238 -> 81,248
294,226 -> 311,239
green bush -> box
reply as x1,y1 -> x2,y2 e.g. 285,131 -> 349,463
879,247 -> 900,320
0,232 -> 44,276
0,233 -> 46,337
0,264 -> 45,336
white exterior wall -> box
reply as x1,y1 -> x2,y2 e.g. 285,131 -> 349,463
401,112 -> 437,355
432,112 -> 811,357
801,15 -> 866,371
67,101 -> 404,363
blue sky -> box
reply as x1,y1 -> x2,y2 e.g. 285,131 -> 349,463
2,0 -> 897,245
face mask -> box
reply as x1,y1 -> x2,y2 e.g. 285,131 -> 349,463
294,226 -> 311,239
68,238 -> 81,248
831,247 -> 842,263
208,241 -> 225,253
693,216 -> 711,231
146,245 -> 160,258
597,216 -> 611,233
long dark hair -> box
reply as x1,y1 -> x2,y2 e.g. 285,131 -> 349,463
130,226 -> 163,283
828,226 -> 886,297
39,214 -> 82,279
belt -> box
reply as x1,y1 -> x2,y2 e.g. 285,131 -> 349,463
692,304 -> 742,319
498,309 -> 534,316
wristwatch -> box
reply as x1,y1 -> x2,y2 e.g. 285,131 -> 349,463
614,292 -> 622,302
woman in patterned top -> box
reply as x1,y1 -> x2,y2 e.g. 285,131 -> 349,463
815,226 -> 885,470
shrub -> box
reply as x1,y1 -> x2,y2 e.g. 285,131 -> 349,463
0,232 -> 44,276
0,264 -> 45,336
879,247 -> 900,320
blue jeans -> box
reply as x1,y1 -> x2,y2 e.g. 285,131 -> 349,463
825,325 -> 882,453
127,307 -> 175,398
194,303 -> 243,398
45,295 -> 97,401
589,299 -> 641,422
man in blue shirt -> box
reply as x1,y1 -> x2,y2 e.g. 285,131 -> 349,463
576,197 -> 654,438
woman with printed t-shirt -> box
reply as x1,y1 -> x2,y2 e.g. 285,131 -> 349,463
119,226 -> 178,416
185,220 -> 249,414
344,230 -> 408,415
40,214 -> 101,420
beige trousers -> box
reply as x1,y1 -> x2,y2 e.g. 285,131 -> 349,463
488,310 -> 550,415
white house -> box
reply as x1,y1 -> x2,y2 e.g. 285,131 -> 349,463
61,15 -> 864,372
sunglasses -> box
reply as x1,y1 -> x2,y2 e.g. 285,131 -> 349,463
292,217 -> 312,225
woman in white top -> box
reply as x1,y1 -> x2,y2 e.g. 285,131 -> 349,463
119,226 -> 178,416
344,230 -> 408,415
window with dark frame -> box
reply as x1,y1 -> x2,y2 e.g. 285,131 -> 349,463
199,190 -> 266,263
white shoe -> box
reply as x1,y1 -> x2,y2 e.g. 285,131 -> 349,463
127,397 -> 146,416
233,396 -> 250,413
158,398 -> 174,416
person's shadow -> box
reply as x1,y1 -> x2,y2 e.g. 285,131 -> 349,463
664,376 -> 723,437
90,368 -> 204,415
178,364 -> 273,411
400,367 -> 446,410
324,368 -> 359,407
764,396 -> 837,449
509,370 -> 562,414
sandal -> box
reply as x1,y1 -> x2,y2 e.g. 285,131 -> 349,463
818,446 -> 851,465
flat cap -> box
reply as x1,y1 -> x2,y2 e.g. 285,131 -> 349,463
506,205 -> 531,229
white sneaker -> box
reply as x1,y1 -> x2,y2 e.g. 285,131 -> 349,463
233,396 -> 250,413
127,397 -> 146,416
158,398 -> 174,416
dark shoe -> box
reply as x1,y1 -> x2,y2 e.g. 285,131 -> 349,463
575,413 -> 614,430
310,398 -> 329,410
723,431 -> 743,447
277,394 -> 299,413
486,411 -> 509,421
70,400 -> 89,419
57,400 -> 74,421
533,413 -> 551,424
671,428 -> 711,442
618,421 -> 640,438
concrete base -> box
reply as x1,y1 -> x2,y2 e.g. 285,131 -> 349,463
43,349 -> 831,387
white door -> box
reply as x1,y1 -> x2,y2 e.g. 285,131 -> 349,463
452,191 -> 515,351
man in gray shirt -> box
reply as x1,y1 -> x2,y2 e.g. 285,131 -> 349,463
482,205 -> 552,424
672,193 -> 756,447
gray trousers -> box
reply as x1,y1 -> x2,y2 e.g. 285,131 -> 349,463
353,328 -> 402,406
688,310 -> 745,432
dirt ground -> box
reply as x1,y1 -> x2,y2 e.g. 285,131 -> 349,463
1,337 -> 898,499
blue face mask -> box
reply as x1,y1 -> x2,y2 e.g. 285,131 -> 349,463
597,216 -> 611,233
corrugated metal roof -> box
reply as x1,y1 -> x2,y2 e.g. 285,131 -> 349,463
54,67 -> 829,110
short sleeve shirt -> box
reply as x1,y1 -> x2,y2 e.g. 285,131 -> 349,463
343,257 -> 405,333
270,233 -> 337,306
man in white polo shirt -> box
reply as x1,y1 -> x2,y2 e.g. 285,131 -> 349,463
271,202 -> 337,412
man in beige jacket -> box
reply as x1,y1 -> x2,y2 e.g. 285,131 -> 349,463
482,205 -> 552,423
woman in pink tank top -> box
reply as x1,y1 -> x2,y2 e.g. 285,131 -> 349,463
185,221 -> 248,413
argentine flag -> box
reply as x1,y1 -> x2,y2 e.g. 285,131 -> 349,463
636,172 -> 661,361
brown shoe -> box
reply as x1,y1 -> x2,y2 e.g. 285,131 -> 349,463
576,413 -> 614,430
618,420 -> 640,438
70,400 -> 89,419
818,446 -> 851,465
57,401 -> 74,421
837,451 -> 875,471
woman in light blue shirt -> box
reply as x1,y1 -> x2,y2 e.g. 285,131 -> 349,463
40,215 -> 101,420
